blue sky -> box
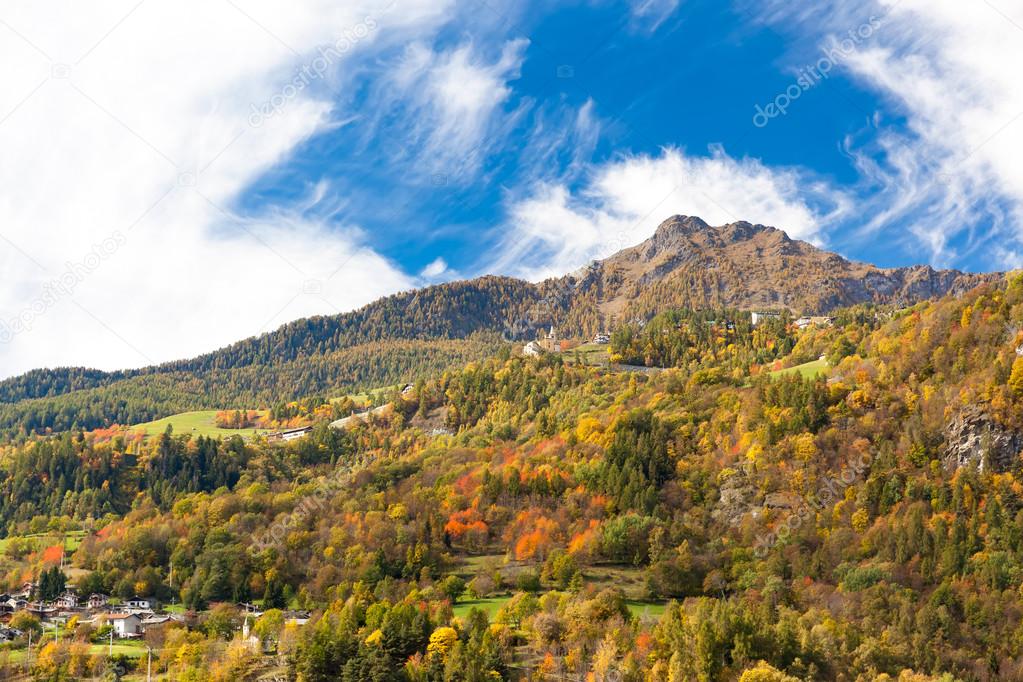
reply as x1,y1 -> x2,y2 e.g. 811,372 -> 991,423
235,0 -> 1018,278
242,0 -> 890,274
1,0 -> 1021,375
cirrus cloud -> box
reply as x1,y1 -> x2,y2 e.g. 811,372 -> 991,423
753,0 -> 1023,268
0,0 -> 453,377
491,145 -> 850,280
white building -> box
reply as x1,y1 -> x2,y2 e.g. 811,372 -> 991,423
523,341 -> 544,357
87,594 -> 109,610
751,311 -> 781,326
124,596 -> 155,611
795,316 -> 833,329
107,613 -> 142,637
269,426 -> 313,442
241,614 -> 263,652
5,597 -> 28,613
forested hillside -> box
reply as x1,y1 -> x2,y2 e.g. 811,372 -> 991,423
2,272 -> 1023,679
0,217 -> 991,435
0,337 -> 502,435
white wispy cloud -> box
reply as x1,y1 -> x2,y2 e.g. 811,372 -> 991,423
0,0 -> 452,377
754,0 -> 1023,268
419,257 -> 451,279
491,146 -> 849,280
377,37 -> 529,178
628,0 -> 682,32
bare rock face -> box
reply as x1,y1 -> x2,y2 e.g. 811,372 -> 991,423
943,408 -> 1023,473
714,474 -> 757,527
764,492 -> 802,510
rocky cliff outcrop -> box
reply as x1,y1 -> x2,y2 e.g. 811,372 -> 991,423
943,407 -> 1023,472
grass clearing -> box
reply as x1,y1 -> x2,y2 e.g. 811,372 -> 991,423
768,357 -> 828,379
87,642 -> 148,658
133,386 -> 398,441
0,530 -> 86,555
131,410 -> 269,439
453,596 -> 512,619
582,564 -> 648,599
2,641 -> 147,665
565,343 -> 610,367
626,599 -> 667,619
450,558 -> 666,621
458,554 -> 506,576
452,594 -> 665,621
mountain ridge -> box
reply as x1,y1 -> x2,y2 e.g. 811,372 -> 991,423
558,215 -> 997,320
0,215 -> 1001,431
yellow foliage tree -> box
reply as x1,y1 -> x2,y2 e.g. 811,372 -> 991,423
34,642 -> 70,678
738,661 -> 800,681
793,433 -> 817,462
576,416 -> 606,445
427,626 -> 458,660
851,508 -> 870,533
1009,357 -> 1023,397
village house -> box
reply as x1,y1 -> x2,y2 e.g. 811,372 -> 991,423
750,311 -> 781,326
124,596 -> 156,611
592,333 -> 611,345
795,315 -> 833,329
238,602 -> 264,617
5,597 -> 28,612
522,340 -> 544,357
268,426 -> 313,443
0,627 -> 21,643
284,610 -> 312,627
12,582 -> 34,600
55,591 -> 79,610
106,613 -> 142,638
141,614 -> 174,630
27,602 -> 57,619
87,593 -> 109,610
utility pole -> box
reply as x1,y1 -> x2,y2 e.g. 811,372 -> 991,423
109,628 -> 113,657
147,645 -> 153,682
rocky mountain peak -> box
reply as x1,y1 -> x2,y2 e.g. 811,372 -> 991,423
581,215 -> 999,318
653,214 -> 710,238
